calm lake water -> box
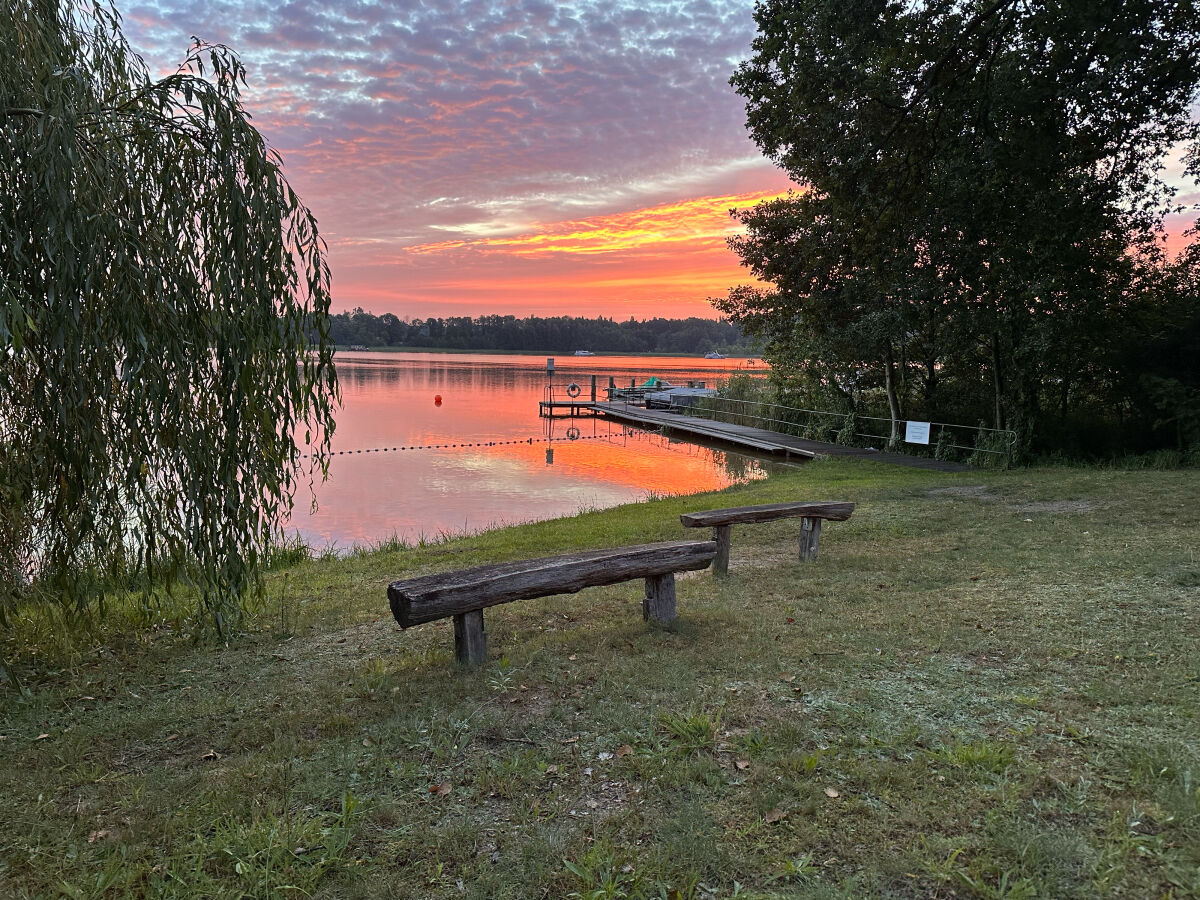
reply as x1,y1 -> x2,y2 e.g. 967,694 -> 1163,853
287,352 -> 785,550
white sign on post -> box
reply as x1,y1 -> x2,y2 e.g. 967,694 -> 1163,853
905,420 -> 931,445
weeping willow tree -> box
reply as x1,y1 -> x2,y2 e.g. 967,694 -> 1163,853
0,1 -> 339,650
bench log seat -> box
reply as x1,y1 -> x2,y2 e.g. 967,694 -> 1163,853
388,539 -> 718,665
680,501 -> 854,576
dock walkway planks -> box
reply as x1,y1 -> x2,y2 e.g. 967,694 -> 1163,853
588,402 -> 971,472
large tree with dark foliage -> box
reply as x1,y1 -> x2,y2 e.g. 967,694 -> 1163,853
716,0 -> 1200,453
1,1 -> 338,646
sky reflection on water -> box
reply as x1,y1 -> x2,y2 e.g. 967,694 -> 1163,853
286,352 -> 783,550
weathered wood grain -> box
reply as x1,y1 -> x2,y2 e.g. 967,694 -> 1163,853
453,610 -> 487,665
679,501 -> 854,528
642,573 -> 677,624
389,540 -> 717,628
713,524 -> 733,577
798,516 -> 822,561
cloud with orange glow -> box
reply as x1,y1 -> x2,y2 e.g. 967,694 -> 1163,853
375,189 -> 795,317
408,191 -> 787,257
120,0 -> 798,319
121,1 -> 1195,320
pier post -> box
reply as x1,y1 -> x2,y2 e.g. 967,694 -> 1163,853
591,375 -> 597,402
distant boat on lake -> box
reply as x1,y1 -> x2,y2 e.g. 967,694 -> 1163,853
704,351 -> 726,359
573,350 -> 594,356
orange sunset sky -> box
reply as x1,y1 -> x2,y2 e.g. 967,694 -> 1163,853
125,1 -> 1196,321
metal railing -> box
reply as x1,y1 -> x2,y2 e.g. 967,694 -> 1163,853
679,396 -> 1017,465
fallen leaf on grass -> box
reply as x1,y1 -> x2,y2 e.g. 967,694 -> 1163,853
735,759 -> 751,770
545,765 -> 559,775
429,782 -> 452,797
598,751 -> 614,761
568,654 -> 577,661
362,735 -> 376,747
824,787 -> 840,799
764,808 -> 787,824
780,674 -> 795,683
199,749 -> 219,761
87,830 -> 110,844
616,744 -> 633,758
36,733 -> 49,741
585,799 -> 599,809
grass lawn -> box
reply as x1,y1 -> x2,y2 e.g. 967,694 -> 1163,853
1,459 -> 1197,898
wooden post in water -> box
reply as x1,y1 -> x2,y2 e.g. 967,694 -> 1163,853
798,517 -> 822,561
643,573 -> 677,625
453,610 -> 487,665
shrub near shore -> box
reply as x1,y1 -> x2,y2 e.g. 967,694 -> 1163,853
1,460 -> 1197,898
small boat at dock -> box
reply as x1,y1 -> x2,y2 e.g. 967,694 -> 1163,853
704,351 -> 726,359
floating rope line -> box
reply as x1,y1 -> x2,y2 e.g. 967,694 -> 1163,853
303,432 -> 634,458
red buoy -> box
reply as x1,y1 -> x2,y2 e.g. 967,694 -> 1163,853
434,394 -> 442,406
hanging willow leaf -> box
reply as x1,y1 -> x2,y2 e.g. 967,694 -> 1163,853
1,1 -> 339,636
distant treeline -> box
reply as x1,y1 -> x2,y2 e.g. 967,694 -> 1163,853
324,309 -> 760,355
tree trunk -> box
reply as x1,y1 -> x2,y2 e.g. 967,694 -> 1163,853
884,344 -> 902,448
923,356 -> 939,419
991,332 -> 1006,431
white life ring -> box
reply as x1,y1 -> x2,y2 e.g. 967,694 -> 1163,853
566,382 -> 581,398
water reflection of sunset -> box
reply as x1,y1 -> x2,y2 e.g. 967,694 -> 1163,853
483,429 -> 764,498
288,353 -> 784,549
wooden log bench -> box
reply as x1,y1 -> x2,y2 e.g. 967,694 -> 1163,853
679,501 -> 855,576
388,539 -> 718,665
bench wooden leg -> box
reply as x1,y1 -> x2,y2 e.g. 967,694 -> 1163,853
453,610 -> 487,665
798,516 -> 822,561
643,573 -> 677,625
712,524 -> 731,576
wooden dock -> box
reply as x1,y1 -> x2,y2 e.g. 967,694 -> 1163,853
539,400 -> 601,418
587,402 -> 971,472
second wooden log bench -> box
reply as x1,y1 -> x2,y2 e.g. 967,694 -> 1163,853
388,539 -> 718,665
680,501 -> 855,576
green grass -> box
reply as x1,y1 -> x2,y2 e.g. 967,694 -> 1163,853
2,459 -> 1198,898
